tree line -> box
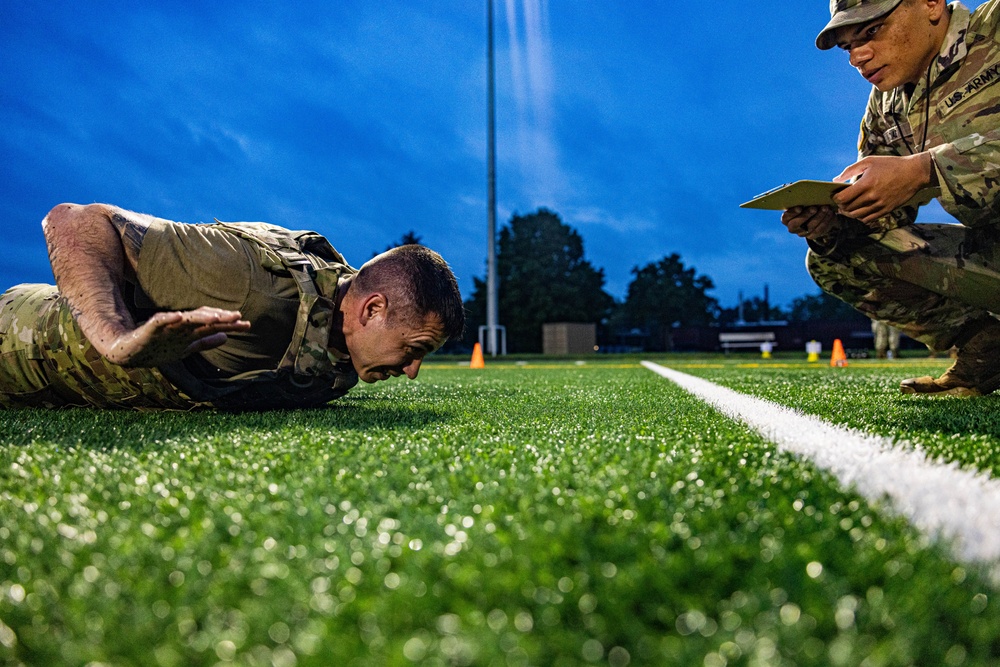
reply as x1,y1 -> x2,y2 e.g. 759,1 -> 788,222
387,208 -> 865,353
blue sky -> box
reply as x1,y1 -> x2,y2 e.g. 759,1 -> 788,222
1,1 -> 980,311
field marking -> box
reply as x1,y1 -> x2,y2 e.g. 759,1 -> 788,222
426,363 -> 643,370
426,358 -> 951,372
642,361 -> 1000,568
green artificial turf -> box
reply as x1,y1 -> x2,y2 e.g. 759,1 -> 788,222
1,362 -> 998,666
674,357 -> 1000,478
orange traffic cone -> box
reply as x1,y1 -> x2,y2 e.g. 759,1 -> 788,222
470,342 -> 485,369
830,338 -> 848,367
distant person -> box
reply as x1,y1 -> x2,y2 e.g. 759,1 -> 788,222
871,320 -> 901,359
0,203 -> 464,409
782,0 -> 1000,396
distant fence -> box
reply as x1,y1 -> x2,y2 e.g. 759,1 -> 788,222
611,321 -> 919,354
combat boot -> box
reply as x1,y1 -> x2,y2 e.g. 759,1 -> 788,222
900,318 -> 1000,396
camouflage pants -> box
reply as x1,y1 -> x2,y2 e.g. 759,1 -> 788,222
807,223 -> 1000,352
871,320 -> 901,354
0,284 -> 198,409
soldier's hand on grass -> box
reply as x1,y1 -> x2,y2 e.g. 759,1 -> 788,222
781,205 -> 840,240
105,307 -> 251,367
832,153 -> 934,224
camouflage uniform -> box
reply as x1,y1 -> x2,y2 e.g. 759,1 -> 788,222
0,217 -> 358,410
807,0 -> 1000,352
871,319 -> 901,357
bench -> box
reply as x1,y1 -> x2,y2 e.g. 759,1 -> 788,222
719,331 -> 776,353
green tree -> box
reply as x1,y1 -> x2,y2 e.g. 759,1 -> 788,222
465,209 -> 613,353
620,254 -> 719,351
787,290 -> 867,322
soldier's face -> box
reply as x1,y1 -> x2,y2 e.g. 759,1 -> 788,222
833,0 -> 945,92
347,309 -> 446,384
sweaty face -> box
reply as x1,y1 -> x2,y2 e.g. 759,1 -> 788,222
834,1 -> 944,91
347,311 -> 447,384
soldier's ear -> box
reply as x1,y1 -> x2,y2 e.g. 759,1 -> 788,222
927,0 -> 948,22
359,293 -> 387,325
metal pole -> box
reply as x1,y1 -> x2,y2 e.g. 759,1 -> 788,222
486,0 -> 499,356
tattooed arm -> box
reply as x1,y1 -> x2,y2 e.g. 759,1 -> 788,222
41,203 -> 250,368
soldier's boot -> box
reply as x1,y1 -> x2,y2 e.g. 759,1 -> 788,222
900,318 -> 1000,396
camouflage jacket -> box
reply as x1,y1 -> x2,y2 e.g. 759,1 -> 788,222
158,222 -> 359,410
859,0 -> 1000,229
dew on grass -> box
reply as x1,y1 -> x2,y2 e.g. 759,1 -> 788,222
152,599 -> 171,618
486,609 -> 507,632
675,610 -> 707,636
580,638 -> 603,662
403,635 -> 428,661
779,603 -> 801,626
608,646 -> 630,666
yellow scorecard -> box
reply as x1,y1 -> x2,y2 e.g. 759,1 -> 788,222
740,180 -> 939,210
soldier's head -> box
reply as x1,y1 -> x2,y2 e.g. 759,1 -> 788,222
816,0 -> 950,91
340,244 -> 465,383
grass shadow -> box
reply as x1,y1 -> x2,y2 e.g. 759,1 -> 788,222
0,395 -> 451,451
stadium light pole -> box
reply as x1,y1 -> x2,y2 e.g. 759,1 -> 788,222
485,0 -> 500,357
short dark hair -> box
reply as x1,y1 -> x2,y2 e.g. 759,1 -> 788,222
353,245 -> 465,341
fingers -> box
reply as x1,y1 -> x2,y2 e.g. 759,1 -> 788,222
185,332 -> 231,355
183,306 -> 247,324
108,307 -> 250,367
843,204 -> 885,224
136,308 -> 250,363
834,186 -> 888,223
148,308 -> 251,332
781,207 -> 810,236
834,161 -> 865,184
831,158 -> 878,220
192,319 -> 252,335
781,206 -> 837,239
809,211 -> 839,237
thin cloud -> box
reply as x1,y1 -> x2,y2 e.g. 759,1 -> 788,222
569,207 -> 656,235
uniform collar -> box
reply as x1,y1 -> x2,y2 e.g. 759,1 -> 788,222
326,275 -> 353,364
935,2 -> 971,74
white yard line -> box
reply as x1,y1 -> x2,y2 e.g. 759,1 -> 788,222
642,361 -> 1000,567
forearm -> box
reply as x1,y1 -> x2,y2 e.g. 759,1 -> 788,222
42,203 -> 139,363
41,203 -> 253,368
927,130 -> 1000,226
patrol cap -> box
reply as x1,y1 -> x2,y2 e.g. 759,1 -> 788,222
816,0 -> 904,50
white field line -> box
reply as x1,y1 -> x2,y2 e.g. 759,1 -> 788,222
642,361 -> 1000,566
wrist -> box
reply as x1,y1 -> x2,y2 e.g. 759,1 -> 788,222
911,152 -> 936,188
75,312 -> 137,363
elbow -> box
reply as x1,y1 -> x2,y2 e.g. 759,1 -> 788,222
41,203 -> 114,242
41,203 -> 83,238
